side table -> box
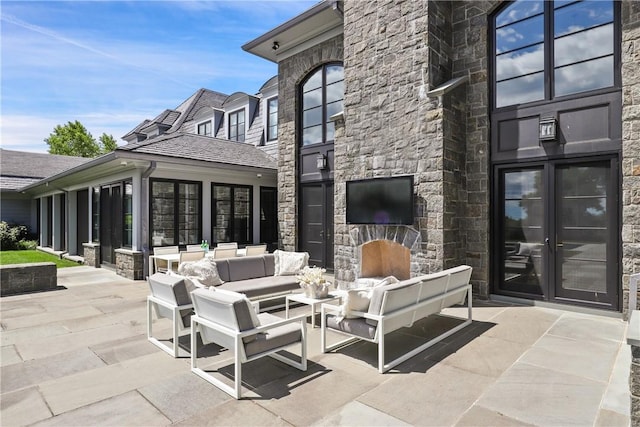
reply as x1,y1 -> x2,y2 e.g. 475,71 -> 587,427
285,292 -> 343,328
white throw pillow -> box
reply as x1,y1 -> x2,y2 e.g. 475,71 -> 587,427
178,257 -> 224,286
338,276 -> 399,320
340,289 -> 372,319
274,249 -> 309,276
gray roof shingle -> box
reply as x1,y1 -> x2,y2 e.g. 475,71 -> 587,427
1,149 -> 91,191
117,132 -> 276,170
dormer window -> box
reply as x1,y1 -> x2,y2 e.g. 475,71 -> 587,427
229,109 -> 245,142
197,120 -> 212,136
267,97 -> 278,141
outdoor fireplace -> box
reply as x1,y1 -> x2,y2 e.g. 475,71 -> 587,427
350,225 -> 421,283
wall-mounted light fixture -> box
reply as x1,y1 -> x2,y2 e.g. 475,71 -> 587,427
272,41 -> 280,51
539,117 -> 557,141
316,154 -> 327,170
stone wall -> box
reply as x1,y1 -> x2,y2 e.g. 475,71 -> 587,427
115,249 -> 143,280
451,1 -> 495,297
277,35 -> 344,251
622,0 -> 640,318
0,263 -> 57,296
336,0 -> 484,288
338,0 -> 437,282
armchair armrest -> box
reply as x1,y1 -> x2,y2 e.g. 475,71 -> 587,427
192,313 -> 307,339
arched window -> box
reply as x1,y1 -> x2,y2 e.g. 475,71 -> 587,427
300,63 -> 344,146
493,0 -> 617,109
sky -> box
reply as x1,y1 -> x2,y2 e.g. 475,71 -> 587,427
0,0 -> 316,153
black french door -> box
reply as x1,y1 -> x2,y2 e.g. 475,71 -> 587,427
99,184 -> 122,265
495,157 -> 619,310
300,182 -> 334,270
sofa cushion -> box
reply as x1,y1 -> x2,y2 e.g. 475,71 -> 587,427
217,275 -> 300,299
274,250 -> 309,276
177,257 -> 224,286
214,259 -> 231,283
264,254 -> 276,276
326,314 -> 377,340
226,256 -> 267,282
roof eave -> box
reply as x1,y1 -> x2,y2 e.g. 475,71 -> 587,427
19,152 -> 118,192
242,0 -> 343,63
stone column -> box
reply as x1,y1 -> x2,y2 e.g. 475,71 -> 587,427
622,0 -> 640,320
627,311 -> 640,425
83,243 -> 100,268
115,248 -> 143,280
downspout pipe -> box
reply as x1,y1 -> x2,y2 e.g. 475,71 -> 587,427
331,0 -> 343,18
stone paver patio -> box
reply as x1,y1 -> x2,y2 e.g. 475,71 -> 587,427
0,266 -> 631,426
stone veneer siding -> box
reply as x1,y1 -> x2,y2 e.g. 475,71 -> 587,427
277,35 -> 344,251
82,243 -> 100,268
623,0 -> 640,318
451,1 -> 494,297
0,263 -> 57,296
335,0 -> 489,291
115,249 -> 143,280
279,0 -> 635,304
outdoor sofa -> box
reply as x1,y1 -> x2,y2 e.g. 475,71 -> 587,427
321,265 -> 473,373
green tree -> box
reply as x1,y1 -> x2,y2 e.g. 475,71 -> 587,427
45,121 -> 117,158
99,133 -> 118,152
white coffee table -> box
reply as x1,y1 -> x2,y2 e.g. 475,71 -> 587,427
285,292 -> 343,328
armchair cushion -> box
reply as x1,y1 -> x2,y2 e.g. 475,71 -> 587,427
178,257 -> 224,287
273,250 -> 309,276
245,313 -> 303,357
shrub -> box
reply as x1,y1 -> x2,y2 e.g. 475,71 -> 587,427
0,222 -> 34,251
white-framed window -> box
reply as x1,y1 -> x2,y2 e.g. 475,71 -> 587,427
229,109 -> 245,142
197,120 -> 212,136
267,97 -> 278,141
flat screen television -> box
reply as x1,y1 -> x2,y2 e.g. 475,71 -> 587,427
346,176 -> 414,225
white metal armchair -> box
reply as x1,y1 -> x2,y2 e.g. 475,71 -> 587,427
190,288 -> 307,399
180,250 -> 205,264
244,244 -> 267,256
211,247 -> 237,259
153,246 -> 179,273
147,273 -> 194,357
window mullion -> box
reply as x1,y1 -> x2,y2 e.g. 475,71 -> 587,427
546,0 -> 553,101
174,182 -> 179,246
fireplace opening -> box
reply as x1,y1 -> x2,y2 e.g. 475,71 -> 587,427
359,239 -> 411,281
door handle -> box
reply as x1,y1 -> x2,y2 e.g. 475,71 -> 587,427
556,242 -> 564,247
545,238 -> 551,250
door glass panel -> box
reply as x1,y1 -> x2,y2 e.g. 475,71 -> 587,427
502,169 -> 544,294
557,164 -> 608,293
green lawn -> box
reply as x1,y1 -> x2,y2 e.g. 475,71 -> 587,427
0,250 -> 82,268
